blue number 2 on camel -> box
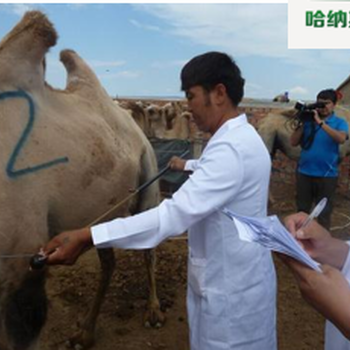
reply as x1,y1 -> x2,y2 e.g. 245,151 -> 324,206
0,90 -> 69,179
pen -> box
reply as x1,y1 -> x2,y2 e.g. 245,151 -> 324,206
300,197 -> 328,230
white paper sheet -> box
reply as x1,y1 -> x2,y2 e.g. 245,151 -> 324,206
222,208 -> 321,272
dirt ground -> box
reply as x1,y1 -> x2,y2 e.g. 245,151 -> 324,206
39,171 -> 350,350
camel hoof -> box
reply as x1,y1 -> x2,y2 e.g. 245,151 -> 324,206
65,330 -> 95,350
143,308 -> 166,328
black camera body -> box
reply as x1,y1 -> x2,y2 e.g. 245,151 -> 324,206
294,101 -> 326,122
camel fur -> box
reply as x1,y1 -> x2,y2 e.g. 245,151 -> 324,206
0,11 -> 164,350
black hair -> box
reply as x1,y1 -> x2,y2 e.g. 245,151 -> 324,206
180,51 -> 245,106
317,89 -> 338,104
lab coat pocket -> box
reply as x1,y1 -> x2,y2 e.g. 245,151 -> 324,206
202,292 -> 230,348
188,257 -> 207,296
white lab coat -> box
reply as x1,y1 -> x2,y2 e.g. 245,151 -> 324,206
92,114 -> 277,350
325,242 -> 350,350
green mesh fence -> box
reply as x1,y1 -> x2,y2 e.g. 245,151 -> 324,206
150,138 -> 193,191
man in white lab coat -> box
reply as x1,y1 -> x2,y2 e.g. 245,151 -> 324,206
43,51 -> 277,350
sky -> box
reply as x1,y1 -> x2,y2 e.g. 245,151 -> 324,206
1,3 -> 350,101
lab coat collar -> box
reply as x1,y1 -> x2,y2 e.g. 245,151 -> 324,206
211,113 -> 248,142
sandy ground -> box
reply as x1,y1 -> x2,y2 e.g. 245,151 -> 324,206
39,173 -> 350,350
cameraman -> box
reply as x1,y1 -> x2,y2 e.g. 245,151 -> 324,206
290,89 -> 348,229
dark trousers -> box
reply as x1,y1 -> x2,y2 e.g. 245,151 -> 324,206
296,172 -> 338,229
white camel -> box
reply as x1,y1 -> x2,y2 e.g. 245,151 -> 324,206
0,11 -> 164,350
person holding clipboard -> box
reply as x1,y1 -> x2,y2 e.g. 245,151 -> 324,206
282,207 -> 350,350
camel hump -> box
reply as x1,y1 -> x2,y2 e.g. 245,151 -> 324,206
0,11 -> 57,54
0,11 -> 57,90
60,49 -> 107,96
280,108 -> 297,118
267,108 -> 296,118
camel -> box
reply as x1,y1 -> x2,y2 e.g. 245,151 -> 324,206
163,111 -> 191,140
145,104 -> 166,139
256,106 -> 350,207
144,102 -> 192,140
118,100 -> 153,138
256,106 -> 350,160
161,102 -> 182,129
0,11 -> 164,350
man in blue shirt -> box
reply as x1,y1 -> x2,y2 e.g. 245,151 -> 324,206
290,89 -> 348,229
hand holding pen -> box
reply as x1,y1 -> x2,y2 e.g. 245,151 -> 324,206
284,198 -> 327,239
283,197 -> 350,272
299,198 -> 328,232
284,198 -> 337,265
281,198 -> 350,336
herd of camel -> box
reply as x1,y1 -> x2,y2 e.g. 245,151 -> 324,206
117,98 -> 350,162
116,99 -> 201,140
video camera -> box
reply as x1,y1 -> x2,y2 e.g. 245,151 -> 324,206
294,101 -> 326,122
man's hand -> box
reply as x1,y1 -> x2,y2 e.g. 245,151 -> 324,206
168,156 -> 186,171
313,109 -> 347,143
278,255 -> 350,340
42,227 -> 93,265
284,212 -> 331,262
313,110 -> 323,125
284,212 -> 349,269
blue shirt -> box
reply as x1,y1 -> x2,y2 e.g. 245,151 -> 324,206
298,113 -> 348,177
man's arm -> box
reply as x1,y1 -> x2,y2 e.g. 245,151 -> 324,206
284,212 -> 349,269
44,227 -> 93,265
280,212 -> 350,339
314,112 -> 348,144
280,257 -> 350,340
320,124 -> 347,144
43,141 -> 243,265
168,156 -> 198,172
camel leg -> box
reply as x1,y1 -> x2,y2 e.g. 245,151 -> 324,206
143,249 -> 165,328
68,248 -> 115,350
268,191 -> 277,207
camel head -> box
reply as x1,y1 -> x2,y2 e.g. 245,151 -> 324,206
161,102 -> 184,129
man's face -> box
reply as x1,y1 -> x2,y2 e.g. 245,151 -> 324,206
316,98 -> 335,118
185,86 -> 215,133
